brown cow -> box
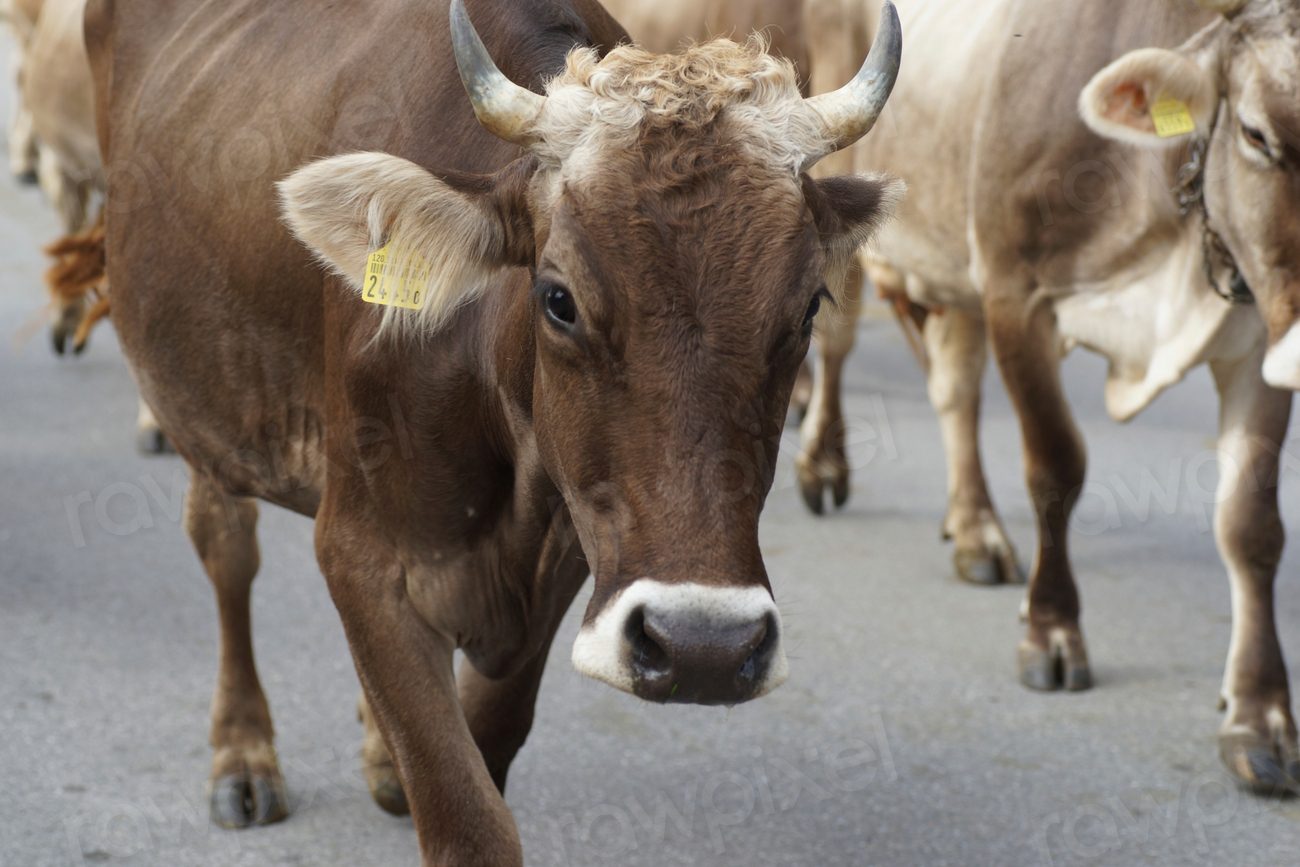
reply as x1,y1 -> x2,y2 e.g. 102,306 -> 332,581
87,0 -> 902,861
802,0 -> 1300,793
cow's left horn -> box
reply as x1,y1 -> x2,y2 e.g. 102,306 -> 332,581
449,0 -> 546,146
802,0 -> 902,168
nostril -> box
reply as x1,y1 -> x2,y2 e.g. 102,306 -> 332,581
738,613 -> 777,685
626,607 -> 671,677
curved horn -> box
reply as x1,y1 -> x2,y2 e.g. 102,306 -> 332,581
449,0 -> 546,146
802,0 -> 902,167
1194,0 -> 1248,14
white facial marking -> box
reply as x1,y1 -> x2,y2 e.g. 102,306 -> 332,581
571,580 -> 788,696
1262,323 -> 1300,390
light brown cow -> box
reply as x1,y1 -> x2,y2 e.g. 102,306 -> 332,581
22,0 -> 95,233
88,0 -> 902,862
21,0 -> 97,355
2,0 -> 44,182
606,0 -> 880,443
803,0 -> 1300,793
17,0 -> 167,450
603,0 -> 808,78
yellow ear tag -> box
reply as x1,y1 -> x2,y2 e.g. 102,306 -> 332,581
362,243 -> 428,311
1151,98 -> 1196,139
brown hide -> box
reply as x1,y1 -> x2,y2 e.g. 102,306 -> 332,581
87,0 -> 897,860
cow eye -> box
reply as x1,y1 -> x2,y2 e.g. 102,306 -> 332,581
803,288 -> 829,332
540,282 -> 577,328
1241,122 -> 1272,157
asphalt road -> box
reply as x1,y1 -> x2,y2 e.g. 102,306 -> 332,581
3,53 -> 1300,867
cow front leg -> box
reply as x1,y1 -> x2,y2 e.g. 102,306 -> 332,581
459,540 -> 587,791
458,650 -> 554,792
183,472 -> 288,828
319,515 -> 521,866
1210,351 -> 1297,794
987,292 -> 1091,692
797,254 -> 864,513
352,530 -> 585,817
924,307 -> 1023,586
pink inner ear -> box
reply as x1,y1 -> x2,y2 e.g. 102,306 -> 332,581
1102,81 -> 1158,134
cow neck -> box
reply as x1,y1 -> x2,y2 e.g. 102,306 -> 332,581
1172,113 -> 1254,306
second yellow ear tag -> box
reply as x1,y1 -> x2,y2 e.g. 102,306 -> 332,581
363,244 -> 428,311
1151,98 -> 1196,139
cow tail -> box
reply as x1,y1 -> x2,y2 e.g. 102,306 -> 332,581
44,211 -> 109,353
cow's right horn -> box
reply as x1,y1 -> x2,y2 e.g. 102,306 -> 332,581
1194,0 -> 1248,14
449,0 -> 547,147
801,0 -> 902,169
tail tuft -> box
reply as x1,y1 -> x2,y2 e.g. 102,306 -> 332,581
44,215 -> 109,352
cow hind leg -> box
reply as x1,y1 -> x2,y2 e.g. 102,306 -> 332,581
789,361 -> 813,422
797,255 -> 864,514
39,154 -> 94,355
136,398 -> 174,455
358,692 -> 410,815
924,307 -> 1024,585
9,105 -> 37,184
987,291 -> 1091,692
1210,352 -> 1298,794
184,472 -> 288,828
37,148 -> 90,234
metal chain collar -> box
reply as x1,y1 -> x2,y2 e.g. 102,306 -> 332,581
1172,136 -> 1254,305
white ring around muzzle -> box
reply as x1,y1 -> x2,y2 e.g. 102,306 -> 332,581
571,580 -> 789,699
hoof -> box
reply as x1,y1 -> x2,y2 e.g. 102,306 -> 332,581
798,473 -> 826,515
1017,628 -> 1091,692
954,549 -> 1026,586
365,764 -> 411,816
1219,731 -> 1300,797
210,771 -> 289,829
831,474 -> 849,509
136,427 -> 174,455
14,168 -> 37,186
796,469 -> 849,516
957,555 -> 1001,586
50,304 -> 86,357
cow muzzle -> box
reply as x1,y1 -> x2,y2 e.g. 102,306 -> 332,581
571,581 -> 788,705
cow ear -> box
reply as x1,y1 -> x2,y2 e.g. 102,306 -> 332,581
1080,48 -> 1217,146
278,153 -> 535,330
806,173 -> 905,290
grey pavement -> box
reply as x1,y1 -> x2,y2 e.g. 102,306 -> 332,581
3,46 -> 1300,867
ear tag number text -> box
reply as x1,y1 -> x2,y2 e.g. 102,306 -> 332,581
363,244 -> 428,311
1151,98 -> 1195,139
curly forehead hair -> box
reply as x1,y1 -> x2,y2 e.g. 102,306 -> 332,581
533,37 -> 832,174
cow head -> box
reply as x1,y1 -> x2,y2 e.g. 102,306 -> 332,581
1079,0 -> 1300,388
280,1 -> 902,705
